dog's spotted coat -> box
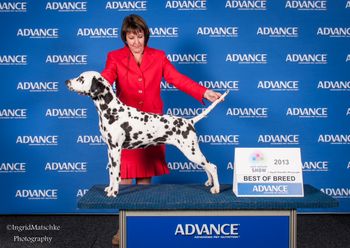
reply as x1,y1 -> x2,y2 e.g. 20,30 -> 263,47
66,71 -> 228,197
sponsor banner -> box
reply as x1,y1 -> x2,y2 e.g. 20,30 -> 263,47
126,215 -> 289,248
0,0 -> 349,213
237,183 -> 303,196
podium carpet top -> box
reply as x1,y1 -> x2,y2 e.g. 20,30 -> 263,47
78,184 -> 338,211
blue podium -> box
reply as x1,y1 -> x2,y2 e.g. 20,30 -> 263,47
78,184 -> 338,248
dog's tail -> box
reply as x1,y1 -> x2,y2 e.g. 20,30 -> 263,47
191,90 -> 229,125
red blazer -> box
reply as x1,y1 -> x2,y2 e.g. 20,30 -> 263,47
101,46 -> 207,179
101,46 -> 206,114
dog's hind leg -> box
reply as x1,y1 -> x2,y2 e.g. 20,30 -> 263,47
105,145 -> 122,197
174,140 -> 220,194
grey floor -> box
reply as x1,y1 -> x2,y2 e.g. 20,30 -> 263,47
0,214 -> 349,248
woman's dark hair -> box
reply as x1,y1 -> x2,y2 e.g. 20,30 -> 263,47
121,14 -> 150,46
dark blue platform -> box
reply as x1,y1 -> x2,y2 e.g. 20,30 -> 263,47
78,184 -> 338,210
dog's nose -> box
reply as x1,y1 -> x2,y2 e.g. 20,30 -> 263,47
65,80 -> 71,86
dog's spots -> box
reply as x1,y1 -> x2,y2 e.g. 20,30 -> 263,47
119,107 -> 125,112
121,122 -> 132,133
100,103 -> 108,111
131,141 -> 143,147
160,117 -> 168,124
102,92 -> 113,104
166,131 -> 173,136
121,122 -> 133,148
110,157 -> 117,167
103,111 -> 118,125
144,115 -> 149,123
147,134 -> 153,139
181,124 -> 195,139
153,136 -> 167,143
107,133 -> 117,149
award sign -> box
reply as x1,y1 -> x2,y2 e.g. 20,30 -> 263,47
233,148 -> 304,197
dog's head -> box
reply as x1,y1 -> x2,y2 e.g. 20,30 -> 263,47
65,71 -> 109,99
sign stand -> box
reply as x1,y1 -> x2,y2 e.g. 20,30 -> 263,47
233,148 -> 304,197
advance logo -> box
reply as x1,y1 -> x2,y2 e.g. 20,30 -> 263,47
0,55 -> 27,65
167,161 -> 204,173
45,162 -> 87,173
17,81 -> 59,92
17,28 -> 59,39
286,107 -> 328,118
45,108 -> 87,119
226,53 -> 267,64
303,161 -> 328,172
199,134 -> 239,146
285,0 -> 327,11
318,134 -> 350,145
77,135 -> 105,145
197,26 -> 238,38
150,27 -> 178,38
226,107 -> 268,118
317,27 -> 350,38
321,188 -> 350,199
317,81 -> 350,91
175,223 -> 240,239
257,134 -> 299,145
166,108 -> 205,118
15,189 -> 58,200
16,136 -> 58,146
225,0 -> 267,10
257,80 -> 299,91
167,53 -> 207,64
77,27 -> 118,38
0,109 -> 27,119
0,162 -> 26,173
46,1 -> 87,12
106,1 -> 147,11
257,27 -> 298,38
46,55 -> 87,65
286,53 -> 327,64
165,0 -> 207,10
0,2 -> 27,12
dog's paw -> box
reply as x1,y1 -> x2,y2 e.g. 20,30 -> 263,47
106,184 -> 119,197
106,189 -> 118,197
210,186 -> 220,194
204,180 -> 213,187
104,186 -> 112,192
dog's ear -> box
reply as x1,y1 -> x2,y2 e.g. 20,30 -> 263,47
90,76 -> 105,98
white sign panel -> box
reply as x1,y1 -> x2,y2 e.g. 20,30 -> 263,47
233,148 -> 304,197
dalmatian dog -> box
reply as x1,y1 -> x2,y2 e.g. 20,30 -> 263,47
66,71 -> 229,197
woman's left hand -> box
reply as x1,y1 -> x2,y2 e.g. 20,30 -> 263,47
204,89 -> 222,103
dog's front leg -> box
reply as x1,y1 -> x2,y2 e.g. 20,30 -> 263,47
104,154 -> 113,193
106,145 -> 122,197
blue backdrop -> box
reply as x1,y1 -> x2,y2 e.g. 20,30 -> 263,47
0,0 -> 349,213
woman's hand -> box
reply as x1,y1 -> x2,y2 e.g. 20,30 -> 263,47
203,89 -> 223,103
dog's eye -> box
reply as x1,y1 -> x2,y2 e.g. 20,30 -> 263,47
77,76 -> 84,83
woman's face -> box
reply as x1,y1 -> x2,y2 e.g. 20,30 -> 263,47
126,30 -> 145,55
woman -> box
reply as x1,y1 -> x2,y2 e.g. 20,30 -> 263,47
101,14 -> 221,245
